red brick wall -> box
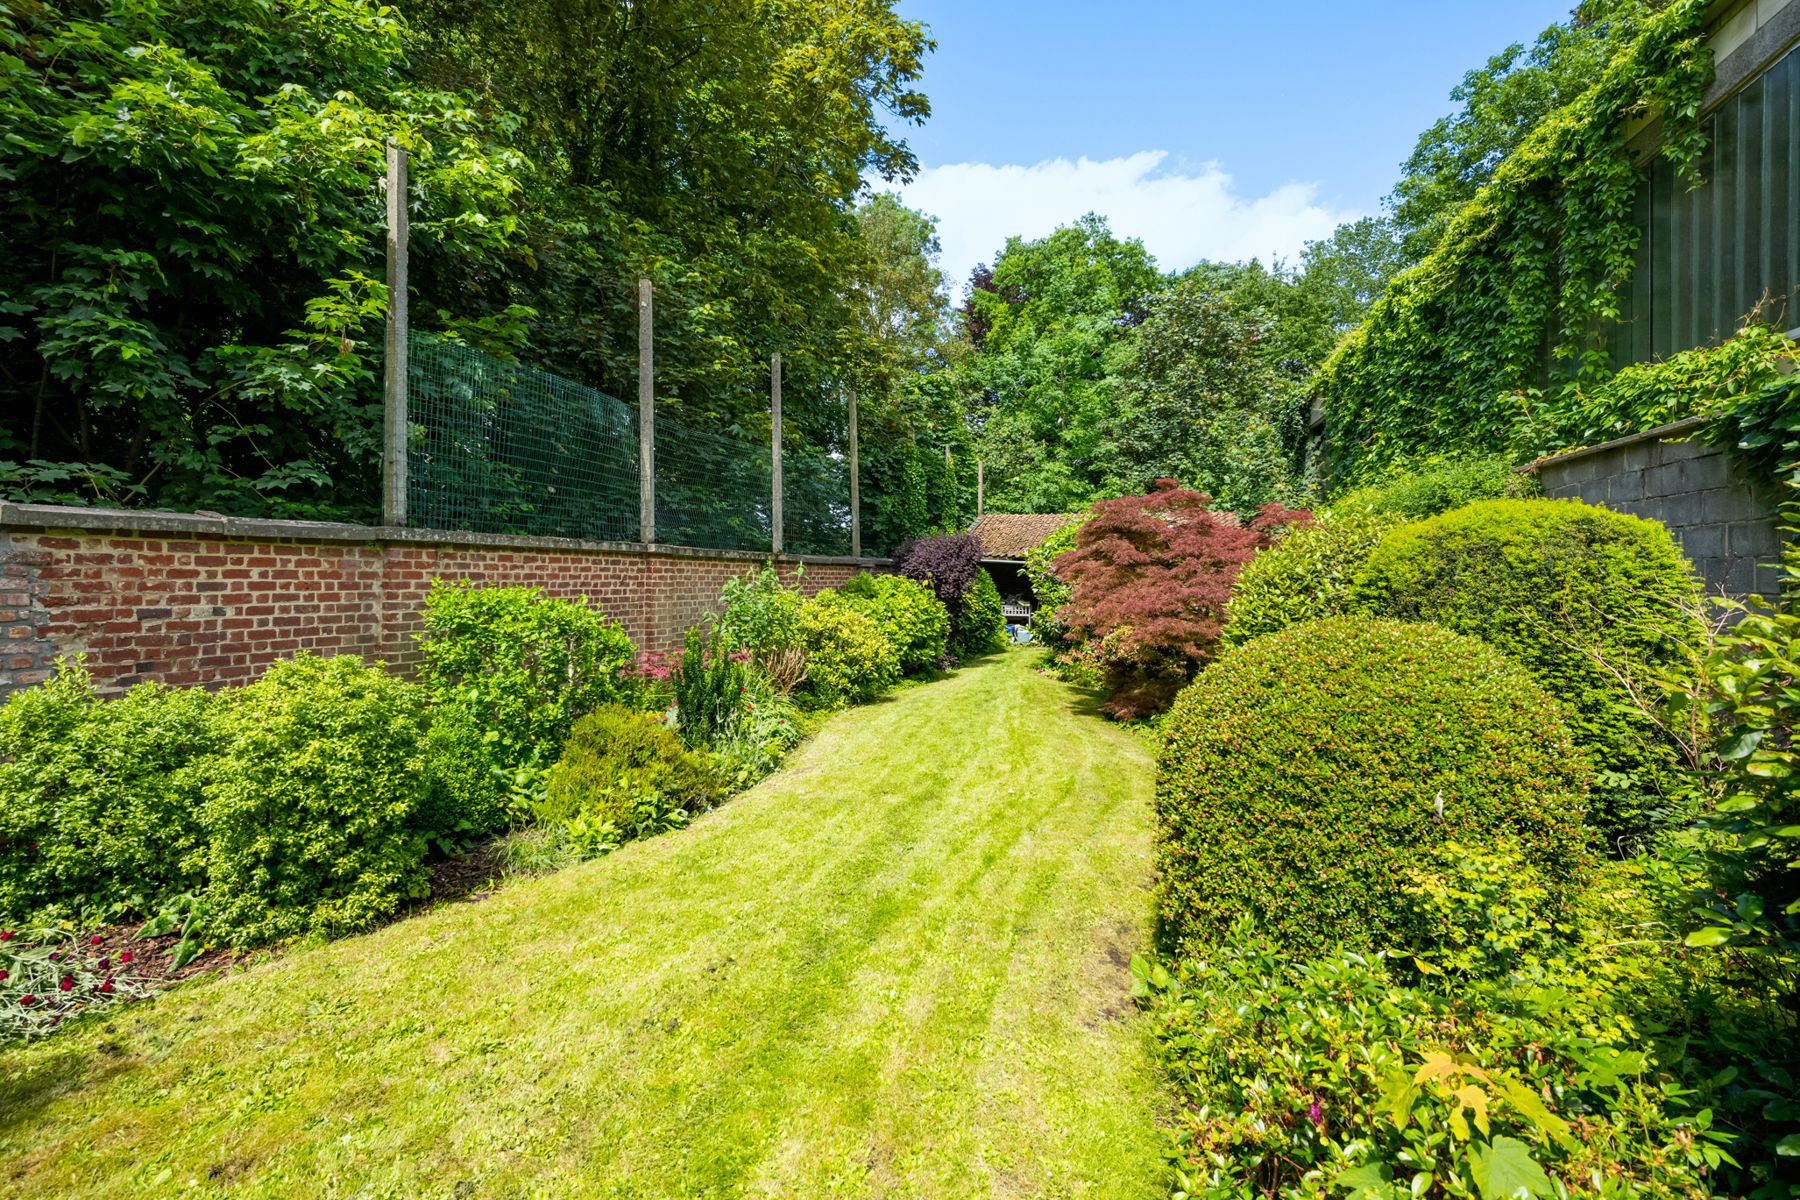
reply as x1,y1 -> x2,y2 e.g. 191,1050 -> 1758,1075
0,513 -> 868,696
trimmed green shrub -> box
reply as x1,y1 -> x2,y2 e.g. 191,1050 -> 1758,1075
951,567 -> 1006,659
1330,453 -> 1534,518
798,591 -> 900,707
1349,497 -> 1701,845
540,705 -> 721,848
200,654 -> 433,946
839,572 -> 950,673
1222,512 -> 1407,647
416,581 -> 635,768
1156,617 -> 1592,956
0,659 -> 220,924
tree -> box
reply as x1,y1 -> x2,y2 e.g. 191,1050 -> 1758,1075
1386,0 -> 1660,259
1298,216 -> 1410,335
0,0 -> 528,518
1054,481 -> 1307,718
952,215 -> 1165,511
1101,281 -> 1293,511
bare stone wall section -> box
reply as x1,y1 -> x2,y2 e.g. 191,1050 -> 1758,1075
1529,418 -> 1785,600
0,503 -> 878,698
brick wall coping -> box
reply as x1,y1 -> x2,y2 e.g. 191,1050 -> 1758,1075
0,502 -> 887,568
1518,415 -> 1709,474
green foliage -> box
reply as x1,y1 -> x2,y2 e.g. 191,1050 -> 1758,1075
1317,1 -> 1713,483
199,655 -> 433,947
1666,510 -> 1800,999
960,216 -> 1162,511
1387,1 -> 1662,260
798,592 -> 901,708
1399,841 -> 1563,984
1155,617 -> 1593,957
0,660 -> 220,925
715,564 -> 810,694
0,0 -> 529,518
1350,498 -> 1702,845
1101,278 -> 1298,512
540,705 -> 720,853
839,572 -> 950,673
670,627 -> 760,751
1222,513 -> 1407,647
1330,455 -> 1532,520
416,581 -> 634,769
1136,908 -> 1718,1200
1024,518 -> 1084,645
951,568 -> 1006,660
415,701 -> 516,852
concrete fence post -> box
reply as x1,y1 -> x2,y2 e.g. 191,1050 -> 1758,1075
382,139 -> 409,528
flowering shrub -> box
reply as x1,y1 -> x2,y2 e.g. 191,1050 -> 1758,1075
839,573 -> 950,674
0,659 -> 221,926
416,581 -> 635,770
1221,512 -> 1403,648
1055,480 -> 1308,718
1156,617 -> 1592,957
798,592 -> 900,708
715,564 -> 809,694
1,930 -> 152,1042
1349,497 -> 1702,847
199,654 -> 434,947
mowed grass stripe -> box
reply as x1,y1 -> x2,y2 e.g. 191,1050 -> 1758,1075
0,651 -> 1167,1199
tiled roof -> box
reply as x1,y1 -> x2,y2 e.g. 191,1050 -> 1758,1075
968,512 -> 1078,560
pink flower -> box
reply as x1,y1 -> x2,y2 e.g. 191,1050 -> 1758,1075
0,931 -> 12,942
47,950 -> 60,961
89,935 -> 103,946
1306,1101 -> 1324,1130
58,976 -> 73,993
118,951 -> 133,964
0,970 -> 6,981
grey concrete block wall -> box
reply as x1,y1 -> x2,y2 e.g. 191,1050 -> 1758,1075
1532,418 -> 1786,600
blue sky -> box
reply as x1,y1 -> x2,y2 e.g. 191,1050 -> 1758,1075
879,1 -> 1577,287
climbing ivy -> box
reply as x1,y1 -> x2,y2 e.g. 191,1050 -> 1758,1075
1318,0 -> 1713,485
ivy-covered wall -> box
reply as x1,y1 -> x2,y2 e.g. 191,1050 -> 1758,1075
1317,0 -> 1716,483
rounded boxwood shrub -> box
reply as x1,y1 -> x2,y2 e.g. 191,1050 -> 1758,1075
798,591 -> 900,707
1156,617 -> 1593,957
839,572 -> 950,673
200,654 -> 434,947
1222,512 -> 1407,647
1348,497 -> 1701,845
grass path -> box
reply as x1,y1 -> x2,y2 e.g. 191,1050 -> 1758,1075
0,650 -> 1167,1198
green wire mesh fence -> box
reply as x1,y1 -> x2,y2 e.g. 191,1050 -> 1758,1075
408,333 -> 855,555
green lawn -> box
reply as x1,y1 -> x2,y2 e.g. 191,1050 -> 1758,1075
0,650 -> 1169,1198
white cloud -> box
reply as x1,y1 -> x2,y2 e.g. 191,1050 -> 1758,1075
878,150 -> 1360,292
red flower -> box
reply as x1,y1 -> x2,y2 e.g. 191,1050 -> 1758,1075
18,994 -> 33,1006
0,970 -> 6,981
89,935 -> 103,946
99,979 -> 114,995
58,976 -> 73,992
118,951 -> 133,964
47,950 -> 60,961
0,931 -> 12,942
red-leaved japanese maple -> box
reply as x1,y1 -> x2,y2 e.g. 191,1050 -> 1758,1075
1055,480 -> 1309,718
